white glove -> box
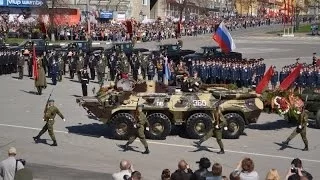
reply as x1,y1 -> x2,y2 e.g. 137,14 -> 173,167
306,123 -> 309,126
42,119 -> 45,121
188,88 -> 193,92
215,125 -> 220,129
298,125 -> 302,129
146,127 -> 150,131
195,82 -> 199,86
134,124 -> 137,128
224,127 -> 228,130
63,119 -> 66,122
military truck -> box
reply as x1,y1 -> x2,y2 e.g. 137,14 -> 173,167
183,46 -> 243,63
301,89 -> 320,128
8,39 -> 60,55
76,80 -> 263,140
105,42 -> 149,57
57,40 -> 104,54
157,44 -> 195,62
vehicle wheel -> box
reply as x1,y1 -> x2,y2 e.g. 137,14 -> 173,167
110,113 -> 135,140
186,113 -> 213,139
145,113 -> 172,140
315,110 -> 320,129
223,113 -> 245,139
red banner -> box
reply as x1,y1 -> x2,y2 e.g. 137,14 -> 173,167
32,45 -> 38,80
279,64 -> 302,90
256,66 -> 274,94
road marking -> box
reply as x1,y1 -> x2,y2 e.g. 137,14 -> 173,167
0,123 -> 319,163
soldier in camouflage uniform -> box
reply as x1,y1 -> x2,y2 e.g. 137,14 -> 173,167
33,99 -> 65,146
97,54 -> 106,86
57,56 -> 64,82
282,109 -> 309,151
17,50 -> 24,79
124,105 -> 150,154
194,106 -> 227,154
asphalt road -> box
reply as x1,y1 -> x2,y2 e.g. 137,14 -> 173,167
0,31 -> 320,180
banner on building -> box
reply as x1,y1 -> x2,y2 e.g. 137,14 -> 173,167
100,11 -> 113,19
0,0 -> 46,8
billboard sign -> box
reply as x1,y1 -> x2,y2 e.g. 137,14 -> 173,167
0,0 -> 45,7
100,11 -> 113,19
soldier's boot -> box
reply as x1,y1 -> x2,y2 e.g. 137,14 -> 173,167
142,147 -> 150,154
217,149 -> 225,154
193,140 -> 203,146
282,139 -> 290,145
51,141 -> 58,146
123,142 -> 130,151
33,135 -> 40,143
302,146 -> 309,151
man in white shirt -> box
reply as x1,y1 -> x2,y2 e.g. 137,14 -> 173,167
0,147 -> 24,180
112,160 -> 134,180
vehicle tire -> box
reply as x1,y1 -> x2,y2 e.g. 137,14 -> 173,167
145,113 -> 172,140
110,113 -> 135,140
223,113 -> 245,139
186,113 -> 213,139
315,110 -> 320,129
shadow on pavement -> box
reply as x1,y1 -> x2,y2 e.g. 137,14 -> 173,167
66,123 -> 113,138
189,144 -> 214,153
70,79 -> 79,83
274,142 -> 302,151
71,95 -> 82,98
20,90 -> 39,95
28,163 -> 111,180
117,144 -> 142,153
247,119 -> 296,131
12,76 -> 21,80
33,138 -> 51,146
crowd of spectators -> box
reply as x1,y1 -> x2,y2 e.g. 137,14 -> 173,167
1,15 -> 283,42
112,157 -> 313,180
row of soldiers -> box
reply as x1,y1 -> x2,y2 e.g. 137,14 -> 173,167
271,58 -> 320,92
0,50 -> 19,75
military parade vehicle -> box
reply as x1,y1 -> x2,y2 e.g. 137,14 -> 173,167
56,40 -> 104,54
301,89 -> 320,128
76,80 -> 263,140
183,46 -> 243,63
105,42 -> 149,57
8,39 -> 60,55
157,44 -> 195,62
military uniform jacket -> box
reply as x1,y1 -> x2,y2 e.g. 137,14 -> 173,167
44,106 -> 64,120
147,63 -> 156,76
136,112 -> 149,128
189,64 -> 198,76
97,61 -> 106,73
271,71 -> 278,84
81,71 -> 90,84
17,56 -> 24,66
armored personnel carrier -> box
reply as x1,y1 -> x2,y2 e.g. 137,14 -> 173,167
76,80 -> 263,140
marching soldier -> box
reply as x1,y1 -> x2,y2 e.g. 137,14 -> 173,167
69,52 -> 77,79
282,103 -> 309,150
34,59 -> 47,95
80,68 -> 90,96
27,51 -> 33,77
194,106 -> 227,154
33,99 -> 65,146
57,57 -> 64,82
89,54 -> 97,80
76,55 -> 84,82
17,50 -> 24,79
124,104 -> 150,154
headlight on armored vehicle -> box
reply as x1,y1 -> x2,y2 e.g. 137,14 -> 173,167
245,98 -> 263,110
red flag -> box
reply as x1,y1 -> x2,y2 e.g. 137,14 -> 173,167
256,66 -> 274,94
279,64 -> 302,90
32,45 -> 38,80
126,20 -> 133,35
177,22 -> 181,34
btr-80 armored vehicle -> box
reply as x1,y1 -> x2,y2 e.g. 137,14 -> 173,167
76,80 -> 263,140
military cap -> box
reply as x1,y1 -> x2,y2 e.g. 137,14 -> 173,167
313,53 -> 316,55
48,99 -> 54,102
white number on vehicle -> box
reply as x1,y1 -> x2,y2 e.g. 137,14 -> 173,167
192,100 -> 207,107
156,101 -> 164,106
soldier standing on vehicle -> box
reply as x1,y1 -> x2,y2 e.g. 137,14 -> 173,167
17,50 -> 24,79
33,99 -> 65,146
80,68 -> 90,96
282,106 -> 309,151
124,105 -> 150,154
194,106 -> 227,154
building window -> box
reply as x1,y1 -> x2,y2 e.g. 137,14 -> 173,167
142,0 -> 147,5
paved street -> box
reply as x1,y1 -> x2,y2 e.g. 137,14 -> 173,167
0,33 -> 319,180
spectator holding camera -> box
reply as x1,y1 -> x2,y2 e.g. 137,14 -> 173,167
232,158 -> 259,180
0,147 -> 24,180
285,158 -> 313,180
171,160 -> 193,180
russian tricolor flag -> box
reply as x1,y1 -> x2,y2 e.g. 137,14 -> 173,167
213,22 -> 236,53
